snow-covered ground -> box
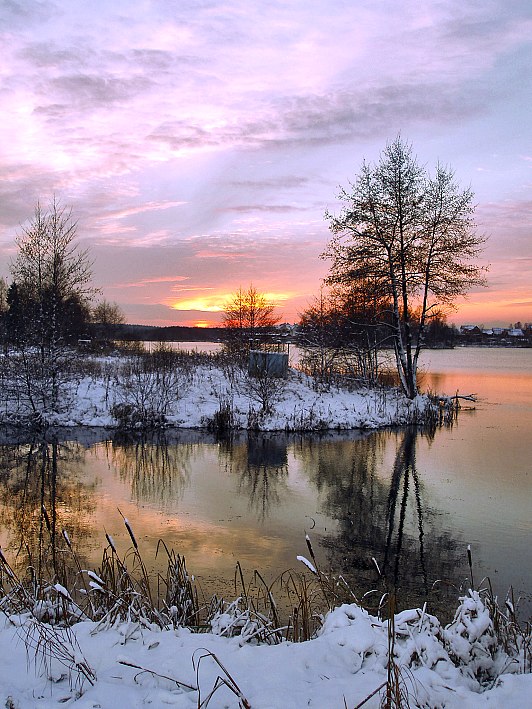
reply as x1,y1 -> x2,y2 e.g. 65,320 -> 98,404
0,356 -> 429,431
0,591 -> 530,708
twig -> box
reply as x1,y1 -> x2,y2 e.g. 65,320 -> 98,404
353,682 -> 387,708
118,660 -> 196,691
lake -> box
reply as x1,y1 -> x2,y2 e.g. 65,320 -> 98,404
0,347 -> 530,621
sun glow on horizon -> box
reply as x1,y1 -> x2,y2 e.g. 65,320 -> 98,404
169,296 -> 225,312
262,291 -> 292,304
168,290 -> 294,313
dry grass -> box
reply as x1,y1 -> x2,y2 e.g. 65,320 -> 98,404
0,547 -> 96,691
1,525 -> 530,706
381,596 -> 411,709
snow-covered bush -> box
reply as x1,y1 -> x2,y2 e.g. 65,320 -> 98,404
208,597 -> 279,646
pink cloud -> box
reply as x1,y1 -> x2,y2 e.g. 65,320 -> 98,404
0,0 -> 530,327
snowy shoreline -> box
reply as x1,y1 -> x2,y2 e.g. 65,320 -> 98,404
0,591 -> 530,708
0,357 -> 432,432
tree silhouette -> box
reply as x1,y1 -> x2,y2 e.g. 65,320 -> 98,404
324,136 -> 486,398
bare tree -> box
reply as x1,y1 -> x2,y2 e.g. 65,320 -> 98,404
92,299 -> 125,326
91,299 -> 125,343
11,198 -> 93,347
222,284 -> 281,354
6,198 -> 94,421
323,136 -> 487,398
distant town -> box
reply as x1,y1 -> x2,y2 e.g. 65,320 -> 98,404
456,322 -> 532,347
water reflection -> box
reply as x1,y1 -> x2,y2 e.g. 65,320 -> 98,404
220,434 -> 289,520
383,428 -> 427,591
0,434 -> 98,581
0,428 -> 471,612
298,428 -> 467,615
106,433 -> 192,505
0,422 -> 526,621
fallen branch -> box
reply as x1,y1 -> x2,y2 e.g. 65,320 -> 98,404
438,393 -> 477,403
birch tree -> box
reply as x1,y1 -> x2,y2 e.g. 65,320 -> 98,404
323,136 -> 486,399
7,198 -> 94,420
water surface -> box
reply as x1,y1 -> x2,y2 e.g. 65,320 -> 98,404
0,348 -> 530,619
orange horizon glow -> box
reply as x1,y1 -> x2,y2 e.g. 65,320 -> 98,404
121,277 -> 532,330
151,293 -> 532,330
447,295 -> 532,328
168,290 -> 294,314
169,296 -> 225,312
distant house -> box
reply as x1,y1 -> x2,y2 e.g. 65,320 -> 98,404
460,325 -> 482,337
458,323 -> 529,347
276,323 -> 295,335
460,325 -> 481,335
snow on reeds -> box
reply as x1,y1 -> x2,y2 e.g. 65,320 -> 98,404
0,516 -> 530,706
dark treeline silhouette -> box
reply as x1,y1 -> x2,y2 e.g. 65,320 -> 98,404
88,322 -> 227,343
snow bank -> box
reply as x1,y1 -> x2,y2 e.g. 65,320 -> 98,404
0,591 -> 529,708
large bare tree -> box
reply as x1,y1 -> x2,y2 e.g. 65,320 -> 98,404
323,136 -> 487,398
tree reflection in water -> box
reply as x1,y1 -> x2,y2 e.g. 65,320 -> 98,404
218,433 -> 289,521
298,428 -> 467,618
383,428 -> 429,593
0,428 -> 471,619
0,434 -> 98,582
105,432 -> 192,506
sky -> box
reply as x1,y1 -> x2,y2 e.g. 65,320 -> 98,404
0,0 -> 531,328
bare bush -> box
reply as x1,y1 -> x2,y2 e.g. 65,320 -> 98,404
1,348 -> 79,426
112,346 -> 192,429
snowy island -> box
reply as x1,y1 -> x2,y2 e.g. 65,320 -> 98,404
0,353 -> 431,432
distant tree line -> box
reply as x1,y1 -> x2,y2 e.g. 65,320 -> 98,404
98,323 -> 227,343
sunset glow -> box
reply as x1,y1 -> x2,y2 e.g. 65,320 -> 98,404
0,1 -> 530,327
169,290 -> 294,320
170,297 -> 226,313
